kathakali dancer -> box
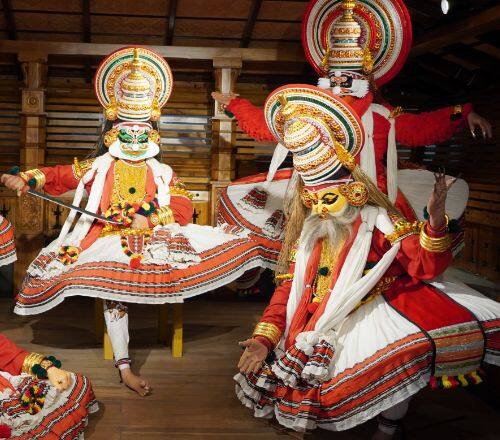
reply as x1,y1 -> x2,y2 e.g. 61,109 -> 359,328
214,0 -> 492,239
1,47 -> 267,397
215,0 -> 492,297
0,218 -> 97,439
234,85 -> 500,438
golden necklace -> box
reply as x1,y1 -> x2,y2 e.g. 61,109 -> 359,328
312,238 -> 342,304
111,159 -> 147,205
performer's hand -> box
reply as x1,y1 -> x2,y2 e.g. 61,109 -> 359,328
427,169 -> 457,230
238,338 -> 268,374
47,367 -> 72,392
131,214 -> 149,229
211,92 -> 236,107
0,174 -> 29,195
467,112 -> 493,139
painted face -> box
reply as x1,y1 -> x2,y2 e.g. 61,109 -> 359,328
328,71 -> 369,98
104,122 -> 160,161
301,186 -> 348,219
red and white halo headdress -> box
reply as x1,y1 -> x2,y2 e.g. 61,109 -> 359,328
264,84 -> 364,189
302,0 -> 412,86
94,46 -> 173,122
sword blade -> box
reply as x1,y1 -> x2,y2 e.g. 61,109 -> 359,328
27,189 -> 122,225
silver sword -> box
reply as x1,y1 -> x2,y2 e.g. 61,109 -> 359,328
26,189 -> 122,225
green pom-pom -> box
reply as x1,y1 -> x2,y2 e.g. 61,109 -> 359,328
423,206 -> 429,220
318,267 -> 330,276
8,166 -> 20,175
129,187 -> 136,194
224,109 -> 234,118
27,178 -> 37,188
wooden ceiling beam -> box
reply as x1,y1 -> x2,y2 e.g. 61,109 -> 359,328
0,40 -> 307,63
165,0 -> 178,46
241,0 -> 263,48
1,0 -> 16,40
411,4 -> 500,57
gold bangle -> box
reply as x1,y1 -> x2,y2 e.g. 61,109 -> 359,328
22,352 -> 45,375
419,226 -> 452,253
22,168 -> 46,190
275,273 -> 294,281
157,206 -> 174,226
252,322 -> 282,347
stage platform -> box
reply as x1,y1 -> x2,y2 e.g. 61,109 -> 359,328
0,279 -> 498,439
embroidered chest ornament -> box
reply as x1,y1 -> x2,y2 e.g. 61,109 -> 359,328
104,122 -> 161,161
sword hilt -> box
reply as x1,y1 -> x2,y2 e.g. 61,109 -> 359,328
7,166 -> 36,188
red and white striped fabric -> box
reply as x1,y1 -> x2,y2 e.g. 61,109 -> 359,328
0,215 -> 16,267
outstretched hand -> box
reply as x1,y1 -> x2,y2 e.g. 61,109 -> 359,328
467,112 -> 493,139
237,338 -> 268,374
0,174 -> 29,195
427,169 -> 457,230
211,92 -> 236,108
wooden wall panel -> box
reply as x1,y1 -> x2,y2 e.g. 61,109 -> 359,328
0,76 -> 22,172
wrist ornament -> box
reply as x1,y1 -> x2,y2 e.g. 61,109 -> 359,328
19,168 -> 46,190
155,205 -> 175,225
252,322 -> 282,348
22,353 -> 45,375
419,224 -> 452,253
28,355 -> 62,379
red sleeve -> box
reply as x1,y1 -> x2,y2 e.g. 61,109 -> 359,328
0,334 -> 28,375
170,195 -> 193,225
226,98 -> 275,142
39,165 -> 80,196
395,103 -> 473,147
392,223 -> 452,279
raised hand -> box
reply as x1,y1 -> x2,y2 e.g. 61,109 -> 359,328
0,174 -> 29,195
47,367 -> 72,392
237,338 -> 268,374
467,112 -> 493,139
427,169 -> 457,230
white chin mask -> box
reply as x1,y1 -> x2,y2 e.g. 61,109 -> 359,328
106,122 -> 160,161
317,70 -> 370,98
109,139 -> 159,161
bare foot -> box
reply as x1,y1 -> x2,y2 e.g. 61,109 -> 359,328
120,368 -> 152,397
371,429 -> 393,440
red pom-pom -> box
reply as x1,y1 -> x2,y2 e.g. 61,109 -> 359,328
307,302 -> 319,314
129,257 -> 142,269
0,424 -> 12,438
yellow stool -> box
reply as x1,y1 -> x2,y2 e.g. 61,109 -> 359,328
94,299 -> 183,360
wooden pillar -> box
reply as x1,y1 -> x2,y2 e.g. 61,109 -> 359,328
210,57 -> 241,225
14,52 -> 47,290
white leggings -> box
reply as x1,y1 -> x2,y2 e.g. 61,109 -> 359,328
103,301 -> 130,370
378,397 -> 411,435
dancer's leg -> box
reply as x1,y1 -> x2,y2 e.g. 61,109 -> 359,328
372,397 -> 411,439
103,300 -> 152,396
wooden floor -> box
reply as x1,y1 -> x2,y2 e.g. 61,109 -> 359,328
0,289 -> 498,440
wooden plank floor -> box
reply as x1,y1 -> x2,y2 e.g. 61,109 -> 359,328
0,291 -> 498,440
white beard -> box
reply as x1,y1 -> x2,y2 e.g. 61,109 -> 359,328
301,206 -> 359,254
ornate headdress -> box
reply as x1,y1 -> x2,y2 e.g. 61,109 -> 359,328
265,84 -> 401,214
94,46 -> 173,122
303,0 -> 412,87
265,84 -> 364,188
